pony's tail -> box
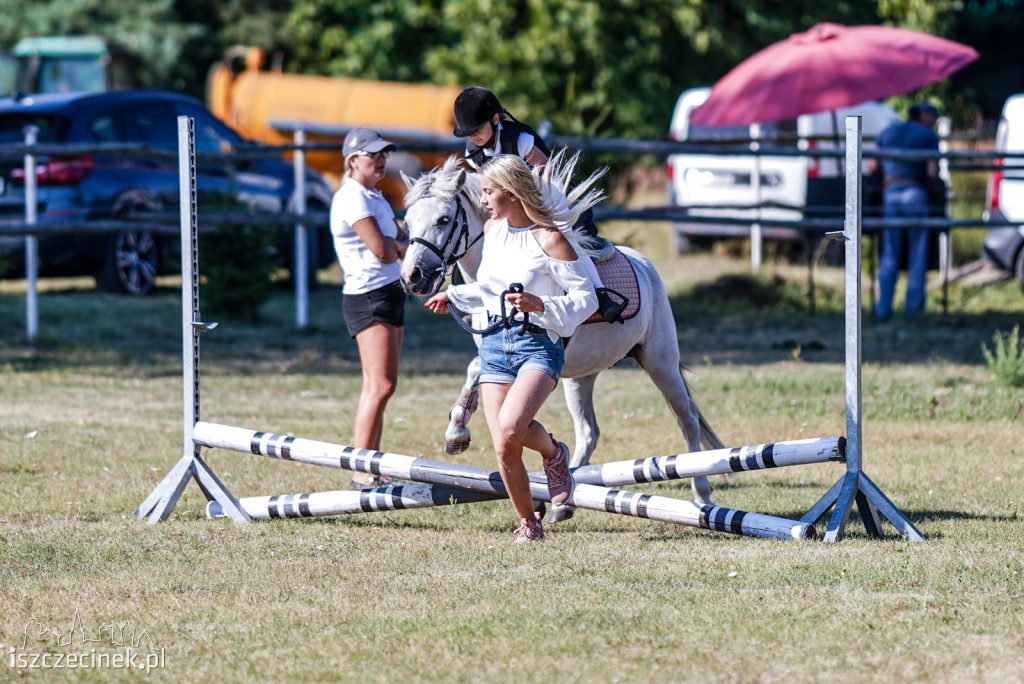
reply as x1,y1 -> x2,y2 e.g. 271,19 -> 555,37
679,364 -> 726,451
533,149 -> 608,232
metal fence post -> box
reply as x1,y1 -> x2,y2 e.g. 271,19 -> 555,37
23,125 -> 39,342
293,127 -> 308,329
749,123 -> 763,271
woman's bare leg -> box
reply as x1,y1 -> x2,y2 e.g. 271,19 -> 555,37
480,370 -> 558,521
352,322 -> 403,483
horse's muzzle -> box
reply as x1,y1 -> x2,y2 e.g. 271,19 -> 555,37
400,266 -> 443,297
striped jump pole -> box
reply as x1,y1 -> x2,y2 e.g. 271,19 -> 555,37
571,435 -> 844,485
194,422 -> 816,540
207,483 -> 498,520
209,435 -> 844,521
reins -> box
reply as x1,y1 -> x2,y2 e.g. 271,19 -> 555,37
447,283 -> 534,336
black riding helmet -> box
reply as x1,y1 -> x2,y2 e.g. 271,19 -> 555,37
453,86 -> 503,137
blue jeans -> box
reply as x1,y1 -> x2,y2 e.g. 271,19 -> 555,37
875,182 -> 930,319
478,320 -> 565,384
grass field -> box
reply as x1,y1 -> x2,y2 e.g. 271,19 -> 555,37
2,225 -> 1023,682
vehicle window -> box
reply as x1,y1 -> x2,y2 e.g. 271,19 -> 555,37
686,124 -> 750,142
176,102 -> 244,154
88,111 -> 121,143
124,101 -> 178,148
0,114 -> 62,144
38,57 -> 106,94
766,119 -> 797,143
687,119 -> 797,143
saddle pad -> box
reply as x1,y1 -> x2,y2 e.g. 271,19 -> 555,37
584,248 -> 640,324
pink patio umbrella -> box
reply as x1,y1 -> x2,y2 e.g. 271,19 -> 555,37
690,23 -> 979,127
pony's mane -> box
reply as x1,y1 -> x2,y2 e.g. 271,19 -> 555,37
404,154 -> 612,261
404,156 -> 481,207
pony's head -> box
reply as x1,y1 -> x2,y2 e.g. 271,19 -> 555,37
400,157 -> 483,296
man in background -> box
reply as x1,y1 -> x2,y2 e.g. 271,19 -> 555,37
872,102 -> 940,320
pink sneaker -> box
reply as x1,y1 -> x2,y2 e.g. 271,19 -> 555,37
512,518 -> 545,543
542,438 -> 575,506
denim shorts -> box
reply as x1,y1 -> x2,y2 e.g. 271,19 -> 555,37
478,318 -> 565,384
342,280 -> 405,338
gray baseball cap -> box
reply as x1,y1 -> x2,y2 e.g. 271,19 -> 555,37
343,127 -> 397,156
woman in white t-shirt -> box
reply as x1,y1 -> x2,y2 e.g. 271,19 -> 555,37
423,153 -> 606,543
330,127 -> 408,488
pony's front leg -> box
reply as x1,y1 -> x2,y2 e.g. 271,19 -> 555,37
547,375 -> 600,524
445,355 -> 482,455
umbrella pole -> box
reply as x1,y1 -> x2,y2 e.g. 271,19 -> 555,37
802,115 -> 924,543
831,110 -> 843,176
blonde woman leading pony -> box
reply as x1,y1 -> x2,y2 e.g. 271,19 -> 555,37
424,152 -> 606,542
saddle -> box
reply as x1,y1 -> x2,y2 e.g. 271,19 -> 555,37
585,248 -> 640,325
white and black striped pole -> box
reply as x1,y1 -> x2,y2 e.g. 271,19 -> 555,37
570,435 -> 843,485
207,480 -> 815,540
209,435 -> 845,520
195,422 -> 816,540
207,483 -> 499,520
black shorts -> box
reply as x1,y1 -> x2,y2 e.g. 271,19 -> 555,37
342,280 -> 405,338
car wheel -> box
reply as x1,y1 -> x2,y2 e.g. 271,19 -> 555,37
96,191 -> 163,296
96,229 -> 160,296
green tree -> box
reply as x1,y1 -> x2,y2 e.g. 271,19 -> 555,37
284,0 -> 879,140
950,0 -> 1024,120
169,0 -> 295,97
286,0 -> 447,82
4,0 -> 996,135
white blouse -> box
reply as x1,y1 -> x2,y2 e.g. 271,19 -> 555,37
446,219 -> 601,341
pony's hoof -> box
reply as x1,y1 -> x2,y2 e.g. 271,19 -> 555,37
547,505 -> 575,524
445,438 -> 469,455
533,500 -> 546,522
444,427 -> 471,455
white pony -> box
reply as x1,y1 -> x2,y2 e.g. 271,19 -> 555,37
399,156 -> 723,522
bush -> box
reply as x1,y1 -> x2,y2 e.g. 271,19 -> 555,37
199,223 -> 276,323
981,325 -> 1024,388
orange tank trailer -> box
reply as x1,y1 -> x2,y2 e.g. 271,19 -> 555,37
206,47 -> 462,207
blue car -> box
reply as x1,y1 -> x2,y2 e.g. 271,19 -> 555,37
0,90 -> 334,295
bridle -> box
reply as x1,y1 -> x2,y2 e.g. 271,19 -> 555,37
408,194 -> 482,285
407,192 -> 532,337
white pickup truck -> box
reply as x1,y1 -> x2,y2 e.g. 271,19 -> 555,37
666,86 -> 899,253
983,93 -> 1024,290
